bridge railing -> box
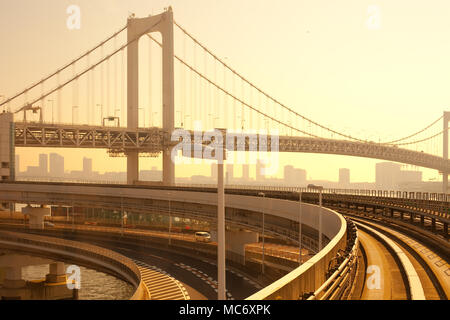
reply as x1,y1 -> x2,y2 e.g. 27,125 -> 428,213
175,183 -> 449,202
245,205 -> 352,300
306,218 -> 359,300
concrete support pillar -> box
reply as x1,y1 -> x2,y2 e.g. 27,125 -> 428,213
400,212 -> 404,220
420,215 -> 424,227
0,255 -> 73,300
46,262 -> 67,283
22,205 -> 50,229
431,218 -> 436,232
161,8 -> 175,186
410,213 -> 414,223
126,13 -> 140,185
444,222 -> 448,239
126,151 -> 139,184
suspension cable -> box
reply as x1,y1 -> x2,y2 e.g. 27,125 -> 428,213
382,115 -> 443,144
174,21 -> 369,143
14,18 -> 162,111
394,128 -> 448,146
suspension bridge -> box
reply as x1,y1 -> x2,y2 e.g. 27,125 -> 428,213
0,7 -> 448,191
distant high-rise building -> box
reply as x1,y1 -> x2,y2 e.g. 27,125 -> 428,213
49,153 -> 64,177
284,165 -> 306,186
339,168 -> 350,186
284,165 -> 294,183
39,154 -> 48,176
376,162 -> 401,189
83,157 -> 92,176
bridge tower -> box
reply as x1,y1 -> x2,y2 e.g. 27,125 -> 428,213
444,111 -> 449,194
126,8 -> 175,185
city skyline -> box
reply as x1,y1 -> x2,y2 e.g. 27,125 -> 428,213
15,152 -> 431,191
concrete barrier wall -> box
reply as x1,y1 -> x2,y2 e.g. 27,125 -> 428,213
246,213 -> 347,300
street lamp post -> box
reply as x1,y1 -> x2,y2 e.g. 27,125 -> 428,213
307,184 -> 323,251
319,189 -> 323,251
298,190 -> 302,265
152,111 -> 158,127
217,151 -> 226,300
257,192 -> 266,274
121,196 -> 124,237
168,192 -> 172,245
72,106 -> 79,125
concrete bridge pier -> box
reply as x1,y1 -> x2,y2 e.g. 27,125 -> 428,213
22,205 -> 50,229
0,254 -> 73,300
210,229 -> 258,264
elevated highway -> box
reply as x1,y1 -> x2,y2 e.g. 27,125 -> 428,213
0,181 -> 448,300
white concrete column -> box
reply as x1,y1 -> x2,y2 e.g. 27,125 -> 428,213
126,9 -> 175,185
161,8 -> 175,186
22,205 -> 50,229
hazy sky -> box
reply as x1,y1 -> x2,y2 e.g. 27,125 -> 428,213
2,0 -> 449,182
